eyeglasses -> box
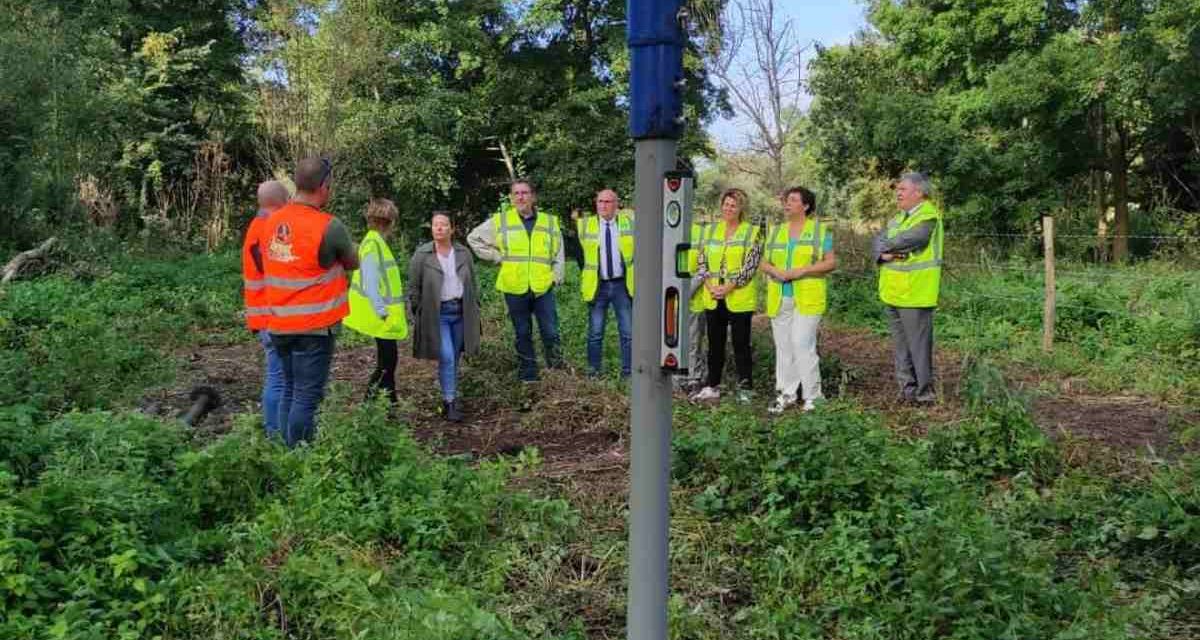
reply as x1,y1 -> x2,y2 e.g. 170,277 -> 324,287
318,157 -> 332,186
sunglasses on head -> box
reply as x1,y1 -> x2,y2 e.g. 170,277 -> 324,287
318,157 -> 332,186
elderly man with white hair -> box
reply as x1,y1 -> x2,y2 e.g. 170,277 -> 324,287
872,172 -> 944,404
242,180 -> 290,435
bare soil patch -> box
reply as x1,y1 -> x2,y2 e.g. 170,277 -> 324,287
820,324 -> 1197,455
147,324 -> 1195,467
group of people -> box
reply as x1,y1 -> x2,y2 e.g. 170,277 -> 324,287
242,157 -> 943,447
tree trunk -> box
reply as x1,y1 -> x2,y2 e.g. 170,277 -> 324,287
1111,122 -> 1130,262
1092,169 -> 1108,261
497,139 -> 516,182
2,237 -> 58,284
1090,102 -> 1109,261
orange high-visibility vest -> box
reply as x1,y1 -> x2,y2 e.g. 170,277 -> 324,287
260,202 -> 350,333
242,211 -> 272,330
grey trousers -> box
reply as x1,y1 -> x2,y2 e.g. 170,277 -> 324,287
885,306 -> 935,401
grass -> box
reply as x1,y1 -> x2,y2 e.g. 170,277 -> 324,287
828,234 -> 1200,405
0,244 -> 1197,638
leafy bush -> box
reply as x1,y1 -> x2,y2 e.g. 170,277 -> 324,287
0,252 -> 242,415
671,389 -> 1171,638
0,399 -> 579,639
928,359 -> 1059,483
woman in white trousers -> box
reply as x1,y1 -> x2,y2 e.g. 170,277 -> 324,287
759,187 -> 837,413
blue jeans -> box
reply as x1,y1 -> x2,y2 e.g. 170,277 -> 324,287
504,289 -> 562,382
587,278 -> 632,377
438,299 -> 465,401
271,333 -> 335,448
258,330 -> 286,439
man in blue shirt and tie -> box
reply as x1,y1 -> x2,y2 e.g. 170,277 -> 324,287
577,189 -> 636,378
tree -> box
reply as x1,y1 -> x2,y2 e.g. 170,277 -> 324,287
251,0 -> 729,232
710,0 -> 807,194
0,0 -> 251,244
806,0 -> 1200,259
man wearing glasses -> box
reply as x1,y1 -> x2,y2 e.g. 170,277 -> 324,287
468,179 -> 565,394
260,157 -> 359,446
577,189 -> 635,378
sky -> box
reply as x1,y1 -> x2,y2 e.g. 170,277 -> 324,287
706,0 -> 869,150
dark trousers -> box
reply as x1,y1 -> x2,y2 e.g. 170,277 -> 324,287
368,338 -> 398,403
271,333 -> 335,448
504,288 -> 562,382
706,300 -> 753,389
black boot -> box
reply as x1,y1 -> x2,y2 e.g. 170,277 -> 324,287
445,399 -> 464,423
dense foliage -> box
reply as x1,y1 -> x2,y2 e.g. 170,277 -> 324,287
0,0 -> 729,250
806,0 -> 1200,258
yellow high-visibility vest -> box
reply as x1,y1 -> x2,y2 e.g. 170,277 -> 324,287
493,206 -> 559,296
763,218 -> 830,317
878,201 -> 943,308
578,213 -> 635,301
345,230 -> 409,339
688,222 -> 709,313
698,220 -> 759,313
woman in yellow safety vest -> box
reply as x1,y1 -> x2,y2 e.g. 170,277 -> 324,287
344,198 -> 409,403
759,186 -> 836,414
691,188 -> 762,403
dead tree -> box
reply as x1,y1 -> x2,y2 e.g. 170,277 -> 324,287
711,0 -> 809,195
2,237 -> 58,284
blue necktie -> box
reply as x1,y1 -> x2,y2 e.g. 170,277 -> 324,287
605,222 -> 615,279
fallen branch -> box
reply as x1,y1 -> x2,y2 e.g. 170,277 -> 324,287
2,237 -> 58,284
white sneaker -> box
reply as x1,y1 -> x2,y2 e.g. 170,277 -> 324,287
768,394 -> 796,415
691,386 -> 721,401
802,398 -> 819,412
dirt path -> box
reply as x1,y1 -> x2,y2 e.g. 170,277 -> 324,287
147,324 -> 1196,467
820,324 -> 1198,456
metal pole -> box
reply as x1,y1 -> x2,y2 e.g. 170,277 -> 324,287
1042,216 -> 1056,353
628,139 -> 675,640
627,2 -> 684,637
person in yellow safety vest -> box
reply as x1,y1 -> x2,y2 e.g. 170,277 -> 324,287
691,188 -> 763,404
872,171 -> 944,404
759,186 -> 837,414
578,189 -> 635,378
344,198 -> 409,404
467,179 -> 565,388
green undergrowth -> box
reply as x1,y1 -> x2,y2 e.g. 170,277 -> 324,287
0,395 -> 584,639
0,250 -> 243,416
828,259 -> 1200,404
668,360 -> 1199,639
4,250 -> 1198,639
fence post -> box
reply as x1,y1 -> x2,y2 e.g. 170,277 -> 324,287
1042,216 -> 1056,353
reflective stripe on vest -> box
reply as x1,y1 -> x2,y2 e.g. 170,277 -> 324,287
764,218 -> 829,317
578,213 -> 635,301
879,201 -> 944,308
261,203 -> 350,332
242,213 -> 271,330
345,230 -> 409,340
494,207 -> 559,295
699,221 -> 758,313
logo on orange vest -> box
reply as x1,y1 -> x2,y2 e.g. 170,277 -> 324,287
268,223 -> 298,263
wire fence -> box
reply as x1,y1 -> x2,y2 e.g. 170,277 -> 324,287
819,217 -> 1200,378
